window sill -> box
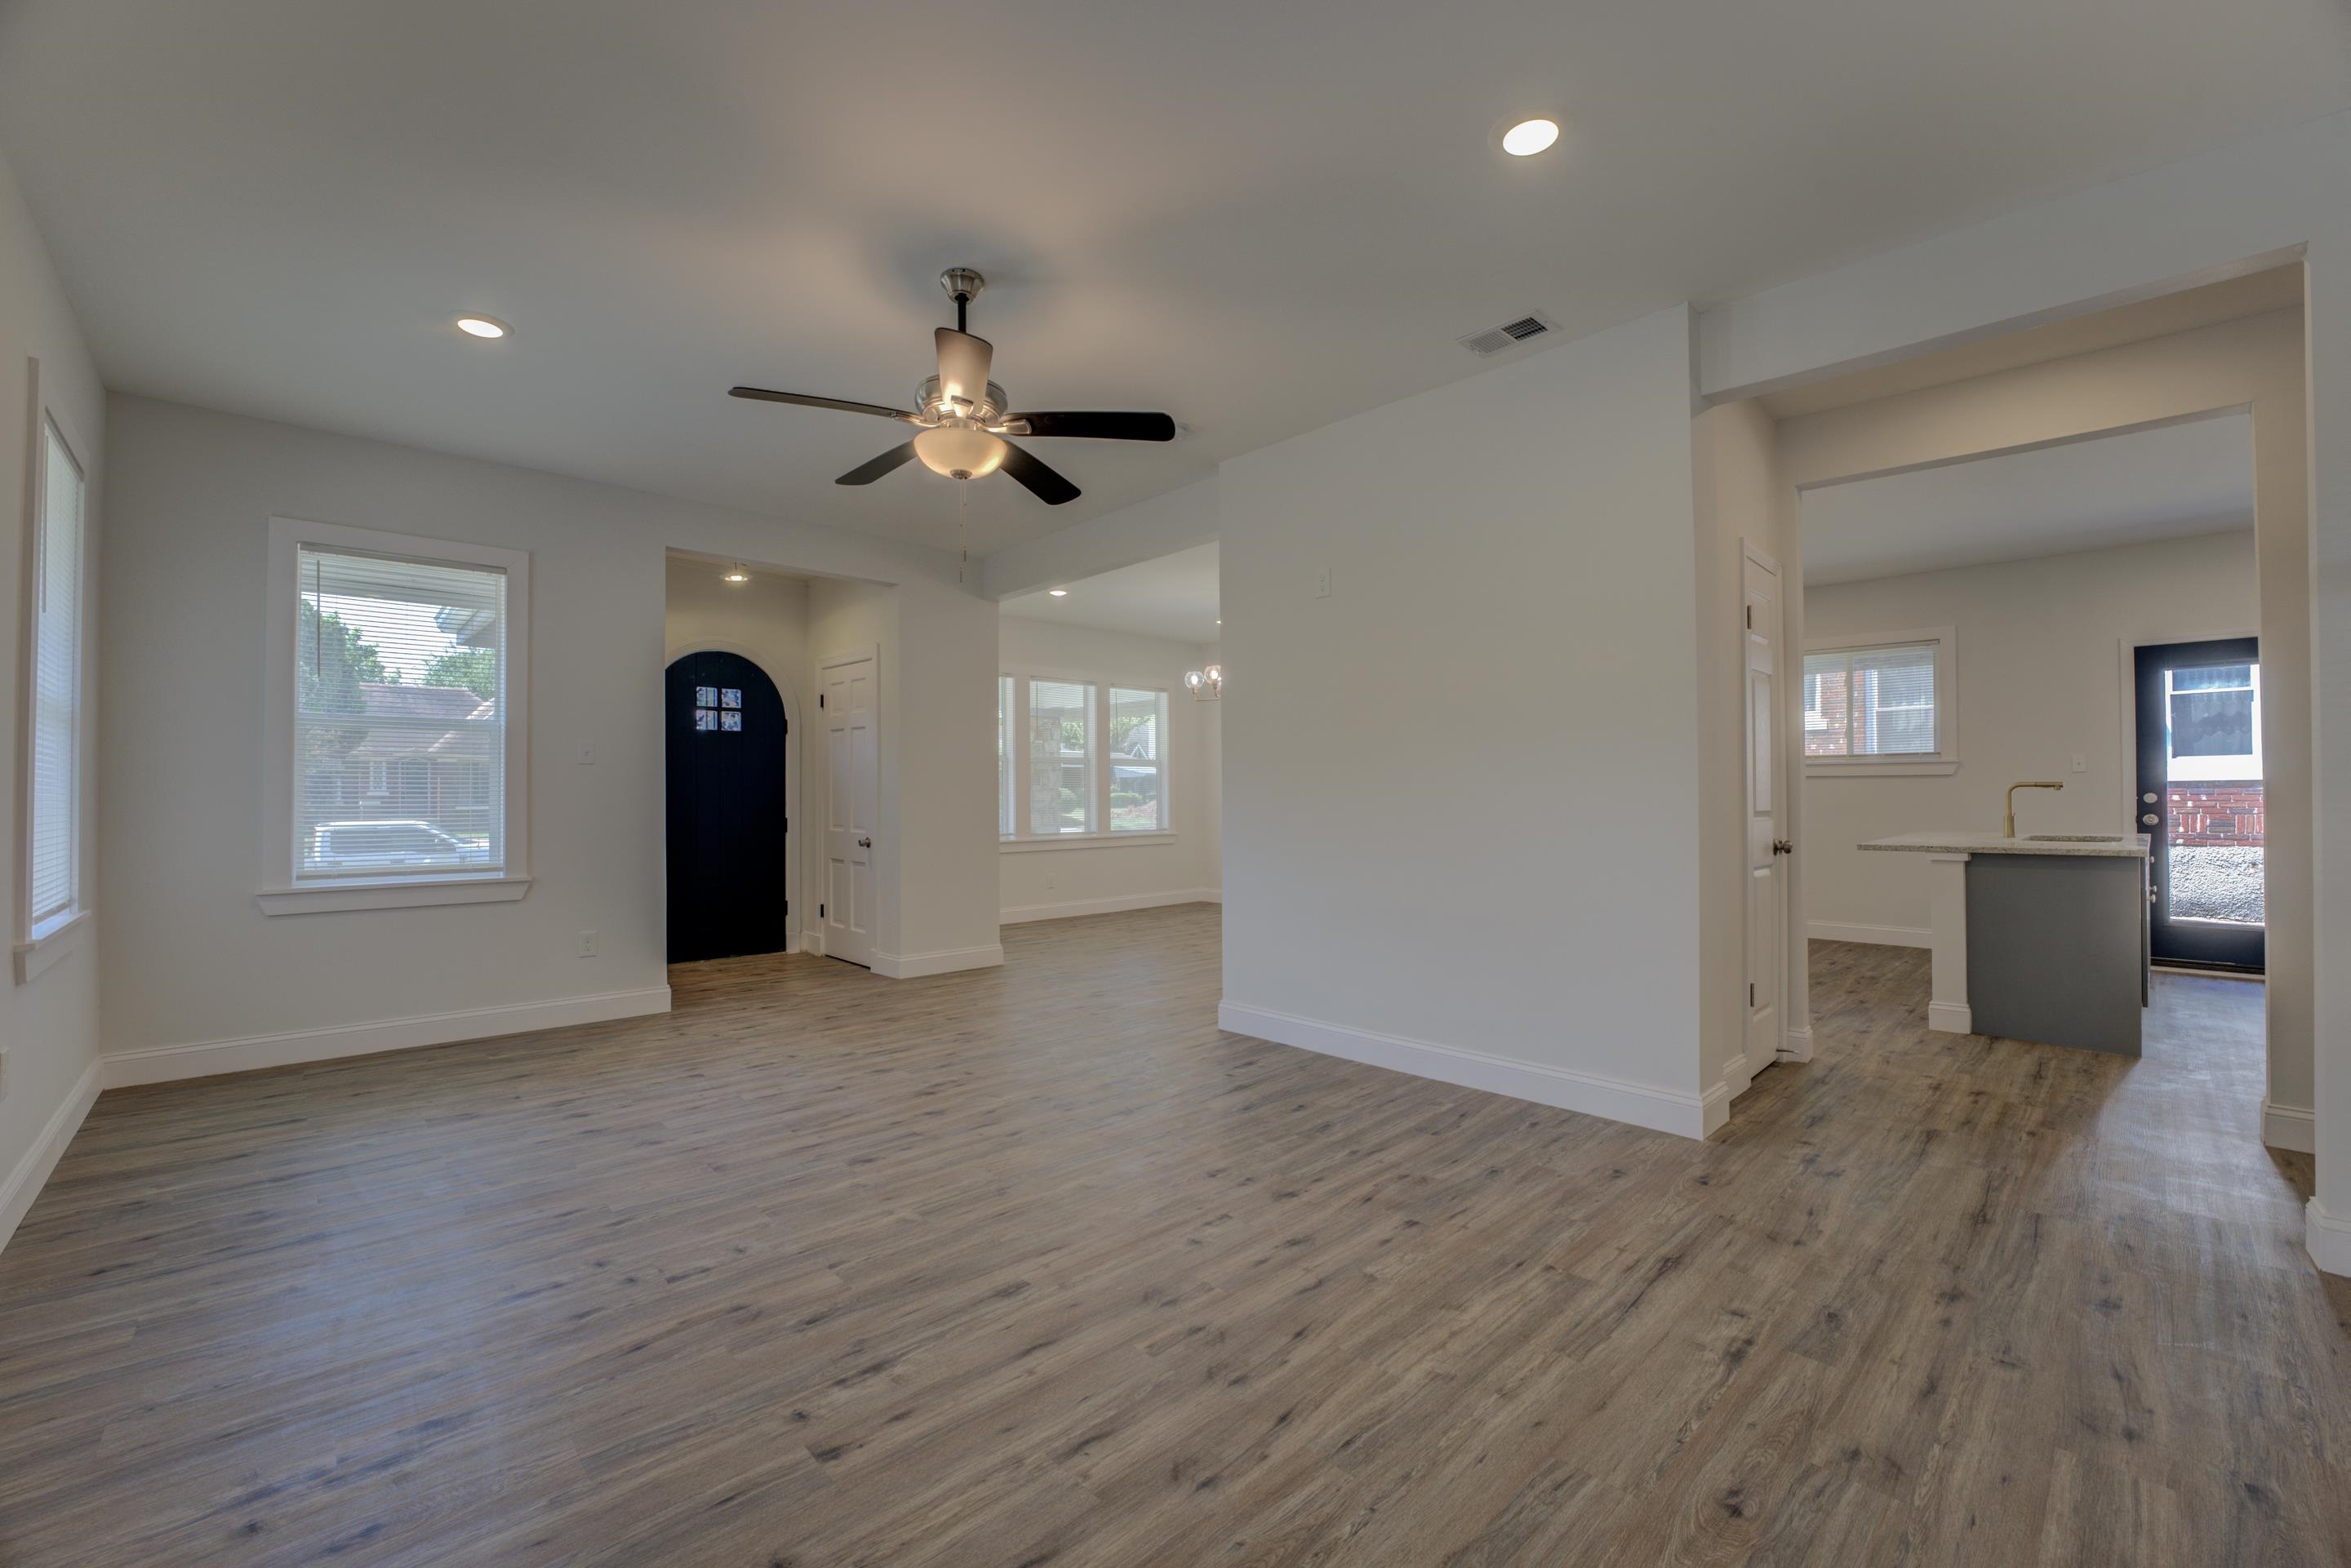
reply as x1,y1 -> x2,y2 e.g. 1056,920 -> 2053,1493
1806,760 -> 1961,779
256,874 -> 533,916
1000,833 -> 1179,853
15,908 -> 91,984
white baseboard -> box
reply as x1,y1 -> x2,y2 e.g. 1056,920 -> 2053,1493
0,1058 -> 101,1255
1927,1001 -> 1974,1034
1779,1024 -> 1815,1063
872,944 -> 1005,979
1217,999 -> 1713,1140
1000,889 -> 1222,924
100,986 -> 673,1089
2262,1099 -> 2316,1154
2307,1197 -> 2351,1277
1807,920 -> 1931,948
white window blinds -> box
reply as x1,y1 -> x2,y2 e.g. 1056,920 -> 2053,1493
1802,641 -> 1939,757
295,545 -> 507,880
28,419 -> 83,926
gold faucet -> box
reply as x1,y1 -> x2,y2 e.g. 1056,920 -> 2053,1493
2004,780 -> 2064,837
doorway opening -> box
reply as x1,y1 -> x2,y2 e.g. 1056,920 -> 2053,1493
662,550 -> 811,966
1740,260 -> 2304,1147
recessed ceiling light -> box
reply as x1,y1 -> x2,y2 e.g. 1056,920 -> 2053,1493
456,314 -> 510,340
722,562 -> 751,584
1501,118 -> 1560,157
1048,589 -> 1068,597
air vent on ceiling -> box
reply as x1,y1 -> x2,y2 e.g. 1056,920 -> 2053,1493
1455,313 -> 1557,357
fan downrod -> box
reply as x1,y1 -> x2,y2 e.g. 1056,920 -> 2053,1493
940,267 -> 985,333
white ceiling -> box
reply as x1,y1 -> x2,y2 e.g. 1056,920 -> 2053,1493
2,3 -> 2345,557
1002,541 -> 1220,645
1802,414 -> 2255,586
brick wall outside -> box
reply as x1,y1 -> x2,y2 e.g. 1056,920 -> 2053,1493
2167,781 -> 2264,846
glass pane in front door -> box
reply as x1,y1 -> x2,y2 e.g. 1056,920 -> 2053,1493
2135,638 -> 2264,971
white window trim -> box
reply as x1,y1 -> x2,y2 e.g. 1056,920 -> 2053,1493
16,363 -> 92,982
1802,625 -> 1961,778
256,517 -> 532,914
999,665 -> 1177,849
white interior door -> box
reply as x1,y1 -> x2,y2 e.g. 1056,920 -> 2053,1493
820,651 -> 878,968
1743,547 -> 1786,1091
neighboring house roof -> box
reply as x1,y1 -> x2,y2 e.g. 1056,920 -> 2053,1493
338,682 -> 496,763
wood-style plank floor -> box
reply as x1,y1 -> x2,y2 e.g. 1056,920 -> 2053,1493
2,908 -> 2345,1566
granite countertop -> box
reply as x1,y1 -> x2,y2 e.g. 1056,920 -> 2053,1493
1859,832 -> 2151,859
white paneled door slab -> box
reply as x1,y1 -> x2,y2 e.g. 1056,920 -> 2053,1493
821,649 -> 878,968
1744,545 -> 1787,1095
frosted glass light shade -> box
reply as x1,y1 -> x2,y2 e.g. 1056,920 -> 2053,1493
914,423 -> 1007,479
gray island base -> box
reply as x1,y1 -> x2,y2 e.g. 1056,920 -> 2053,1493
1858,833 -> 2153,1058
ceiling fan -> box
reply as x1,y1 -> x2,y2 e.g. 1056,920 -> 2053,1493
729,268 -> 1176,507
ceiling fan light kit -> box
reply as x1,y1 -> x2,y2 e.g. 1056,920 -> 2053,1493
727,267 -> 1176,506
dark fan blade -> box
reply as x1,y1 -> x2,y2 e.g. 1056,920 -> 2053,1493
836,442 -> 918,486
997,440 -> 1080,506
1000,411 -> 1176,442
731,387 -> 919,422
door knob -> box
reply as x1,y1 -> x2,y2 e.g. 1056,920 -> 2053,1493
1771,838 -> 1793,855
857,836 -> 872,848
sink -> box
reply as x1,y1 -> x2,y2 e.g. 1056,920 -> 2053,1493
2024,833 -> 2127,842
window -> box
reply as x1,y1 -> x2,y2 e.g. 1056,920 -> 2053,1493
23,413 -> 86,953
2165,663 -> 2260,782
1106,687 -> 1167,832
996,674 -> 1016,837
260,519 -> 531,913
1802,629 -> 1958,775
998,673 -> 1175,844
1028,678 -> 1095,834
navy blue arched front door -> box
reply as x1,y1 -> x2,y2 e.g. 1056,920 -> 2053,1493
665,651 -> 789,962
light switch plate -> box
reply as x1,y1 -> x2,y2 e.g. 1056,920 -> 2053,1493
1313,566 -> 1331,598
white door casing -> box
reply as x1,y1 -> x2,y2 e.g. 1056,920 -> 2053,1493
820,648 -> 878,968
1742,545 -> 1786,1093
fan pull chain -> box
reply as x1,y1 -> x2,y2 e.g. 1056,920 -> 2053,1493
958,481 -> 969,584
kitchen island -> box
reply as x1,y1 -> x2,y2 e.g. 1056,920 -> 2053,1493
1858,832 -> 2153,1056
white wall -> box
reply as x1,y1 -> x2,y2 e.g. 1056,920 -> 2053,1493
0,147 -> 104,1250
1218,305 -> 1718,1137
96,396 -> 1001,1082
998,616 -> 1220,921
1803,531 -> 2259,937
664,556 -> 809,948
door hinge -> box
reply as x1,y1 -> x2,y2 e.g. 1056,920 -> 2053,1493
1749,981 -> 1756,1007
1745,605 -> 1753,629
820,902 -> 825,918
819,693 -> 825,708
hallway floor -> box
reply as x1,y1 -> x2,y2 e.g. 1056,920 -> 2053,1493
0,912 -> 2340,1565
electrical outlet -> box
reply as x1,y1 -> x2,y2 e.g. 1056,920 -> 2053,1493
1045,872 -> 1056,891
2071,753 -> 2087,773
577,744 -> 596,766
1313,565 -> 1331,598
577,931 -> 598,957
